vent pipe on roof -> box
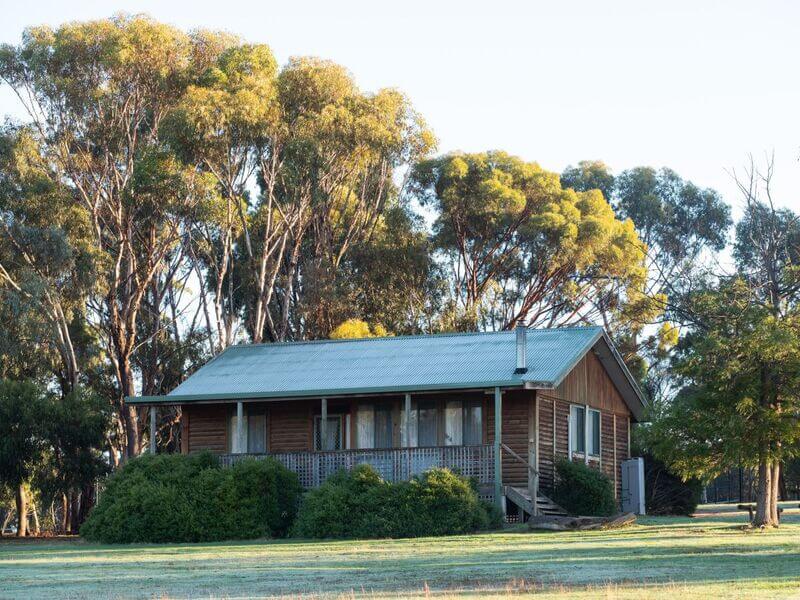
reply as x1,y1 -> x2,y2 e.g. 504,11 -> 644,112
515,319 -> 528,374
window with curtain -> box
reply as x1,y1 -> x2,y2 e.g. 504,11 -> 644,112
356,403 -> 394,448
374,404 -> 393,448
444,399 -> 483,446
314,415 -> 342,451
227,407 -> 267,453
463,399 -> 483,445
417,400 -> 438,447
569,405 -> 586,455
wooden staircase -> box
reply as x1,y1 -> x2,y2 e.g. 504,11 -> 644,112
505,486 -> 567,518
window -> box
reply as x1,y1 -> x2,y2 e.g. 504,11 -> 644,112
374,405 -> 393,448
247,410 -> 267,453
356,404 -> 394,449
314,415 -> 343,451
569,405 -> 586,455
227,406 -> 267,453
463,399 -> 483,445
569,405 -> 601,458
588,409 -> 601,457
417,400 -> 438,447
445,399 -> 483,446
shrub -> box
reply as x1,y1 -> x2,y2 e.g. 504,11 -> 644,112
552,458 -> 616,517
81,453 -> 302,543
643,453 -> 702,516
291,464 -> 500,539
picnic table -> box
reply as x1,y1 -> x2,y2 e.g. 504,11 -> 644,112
737,503 -> 789,522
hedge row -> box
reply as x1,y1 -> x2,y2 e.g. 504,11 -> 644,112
80,453 -> 302,543
81,454 -> 500,543
291,464 -> 503,538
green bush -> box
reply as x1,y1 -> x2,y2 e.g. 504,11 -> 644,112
291,464 -> 501,539
643,453 -> 702,516
552,458 -> 616,517
80,453 -> 302,543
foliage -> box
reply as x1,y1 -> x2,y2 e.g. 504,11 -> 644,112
552,458 -> 616,517
642,453 -> 701,515
329,319 -> 388,339
291,464 -> 500,539
36,387 -> 112,506
561,161 -> 731,400
0,380 -> 48,490
411,151 -> 652,331
645,281 -> 800,484
81,453 -> 302,543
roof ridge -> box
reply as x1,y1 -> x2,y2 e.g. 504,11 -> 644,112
225,325 -> 604,349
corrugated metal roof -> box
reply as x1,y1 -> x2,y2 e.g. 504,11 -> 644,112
131,326 -> 610,403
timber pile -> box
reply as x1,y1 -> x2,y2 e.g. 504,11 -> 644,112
528,512 -> 636,531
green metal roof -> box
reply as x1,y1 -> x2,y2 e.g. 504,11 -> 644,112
128,326 -> 646,419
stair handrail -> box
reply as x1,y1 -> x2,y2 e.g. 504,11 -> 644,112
500,443 -> 540,476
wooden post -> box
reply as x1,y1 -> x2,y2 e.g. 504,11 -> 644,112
613,413 -> 618,499
529,394 -> 539,516
404,393 -> 412,447
149,406 -> 157,455
236,401 -> 244,454
321,398 -> 328,451
584,403 -> 589,465
494,387 -> 503,513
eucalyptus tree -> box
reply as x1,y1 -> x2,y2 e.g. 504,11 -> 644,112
561,161 -> 731,390
0,16 -> 216,456
267,57 -> 435,340
0,125 -> 96,393
411,151 -> 651,331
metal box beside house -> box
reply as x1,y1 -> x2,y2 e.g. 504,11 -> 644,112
621,457 -> 645,514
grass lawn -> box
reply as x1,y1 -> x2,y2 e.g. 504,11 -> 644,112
1,503 -> 799,599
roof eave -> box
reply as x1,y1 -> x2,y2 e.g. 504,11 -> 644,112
126,379 -> 527,405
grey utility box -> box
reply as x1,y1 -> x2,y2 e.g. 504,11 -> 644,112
621,457 -> 646,515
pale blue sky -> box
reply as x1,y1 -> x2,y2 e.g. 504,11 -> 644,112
1,0 -> 798,220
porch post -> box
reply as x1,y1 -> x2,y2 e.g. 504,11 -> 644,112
149,406 -> 157,454
404,393 -> 412,447
494,387 -> 503,513
321,398 -> 328,451
236,401 -> 244,454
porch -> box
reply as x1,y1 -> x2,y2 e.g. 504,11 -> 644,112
218,444 -> 496,490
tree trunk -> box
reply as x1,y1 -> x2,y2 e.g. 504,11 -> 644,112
15,484 -> 28,537
31,502 -> 40,536
770,461 -> 781,525
120,358 -> 140,458
753,460 -> 777,527
61,493 -> 69,535
69,491 -> 81,535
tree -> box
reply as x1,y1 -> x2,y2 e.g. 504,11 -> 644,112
329,319 -> 388,339
0,380 -> 47,536
646,280 -> 800,527
411,151 -> 652,331
647,157 -> 800,527
0,16 -> 215,457
38,387 -> 111,533
0,124 -> 97,394
561,162 -> 731,396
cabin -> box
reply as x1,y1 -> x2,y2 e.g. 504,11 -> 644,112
127,326 -> 646,517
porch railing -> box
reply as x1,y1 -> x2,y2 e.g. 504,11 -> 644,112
219,445 -> 494,489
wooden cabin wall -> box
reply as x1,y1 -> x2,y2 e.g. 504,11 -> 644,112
486,389 -> 531,487
183,405 -> 227,454
269,400 -> 313,452
535,349 -> 633,501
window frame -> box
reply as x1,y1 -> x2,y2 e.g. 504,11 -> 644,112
569,404 -> 587,457
587,408 -> 601,458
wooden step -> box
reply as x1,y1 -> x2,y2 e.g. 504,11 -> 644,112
505,486 -> 568,517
